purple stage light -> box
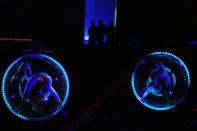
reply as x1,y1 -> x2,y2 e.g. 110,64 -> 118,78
11,94 -> 15,99
138,97 -> 142,101
44,97 -> 48,101
54,77 -> 59,81
169,91 -> 173,96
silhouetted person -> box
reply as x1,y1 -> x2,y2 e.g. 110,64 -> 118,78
106,21 -> 116,47
96,20 -> 106,47
88,21 -> 97,47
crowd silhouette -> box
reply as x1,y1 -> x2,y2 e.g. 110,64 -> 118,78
88,20 -> 117,48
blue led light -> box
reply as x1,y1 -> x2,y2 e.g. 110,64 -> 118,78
1,53 -> 70,121
131,52 -> 190,111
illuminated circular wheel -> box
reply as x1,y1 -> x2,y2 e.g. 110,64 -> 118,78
131,52 -> 190,110
2,53 -> 69,121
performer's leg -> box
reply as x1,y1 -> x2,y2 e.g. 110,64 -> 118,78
45,84 -> 61,105
142,85 -> 155,99
16,78 -> 38,112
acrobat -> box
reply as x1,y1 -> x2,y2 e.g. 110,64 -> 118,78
11,60 -> 62,112
141,61 -> 173,104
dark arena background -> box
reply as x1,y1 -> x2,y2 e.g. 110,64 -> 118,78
0,0 -> 197,130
